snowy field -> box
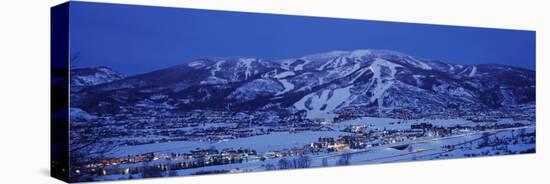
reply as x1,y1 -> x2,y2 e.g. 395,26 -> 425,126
96,125 -> 534,181
108,117 -> 532,158
109,130 -> 352,157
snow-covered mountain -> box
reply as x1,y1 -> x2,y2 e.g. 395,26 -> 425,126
70,66 -> 125,87
71,49 -> 535,119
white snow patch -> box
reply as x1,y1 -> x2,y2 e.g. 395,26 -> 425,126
468,66 -> 477,77
318,56 -> 351,71
350,67 -> 369,83
275,79 -> 295,96
211,60 -> 226,76
411,58 -> 432,70
279,59 -> 294,70
187,61 -> 205,68
302,50 -> 348,60
273,71 -> 295,79
294,85 -> 353,119
369,58 -> 402,112
109,131 -> 350,157
200,76 -> 228,85
447,63 -> 455,71
293,59 -> 311,71
238,58 -> 255,80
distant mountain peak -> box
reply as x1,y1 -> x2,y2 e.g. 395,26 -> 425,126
71,49 -> 535,119
301,49 -> 412,60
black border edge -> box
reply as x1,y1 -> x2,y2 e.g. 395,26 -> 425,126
51,1 -> 71,183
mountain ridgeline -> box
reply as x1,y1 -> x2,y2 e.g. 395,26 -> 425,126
70,49 -> 535,119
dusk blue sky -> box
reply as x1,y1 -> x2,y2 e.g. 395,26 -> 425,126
69,1 -> 536,75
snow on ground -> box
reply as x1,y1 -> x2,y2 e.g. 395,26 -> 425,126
211,60 -> 225,76
469,66 -> 477,77
383,126 -> 536,163
110,117 -> 531,158
293,59 -> 311,71
408,57 -> 432,70
368,58 -> 402,113
200,76 -> 228,85
325,61 -> 361,79
97,120 -> 534,180
109,131 -> 351,157
275,79 -> 294,96
273,71 -> 295,79
238,58 -> 255,80
307,126 -> 535,166
319,56 -> 350,71
170,126 -> 534,177
187,61 -> 206,68
293,86 -> 353,119
350,67 -> 369,83
279,59 -> 294,70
